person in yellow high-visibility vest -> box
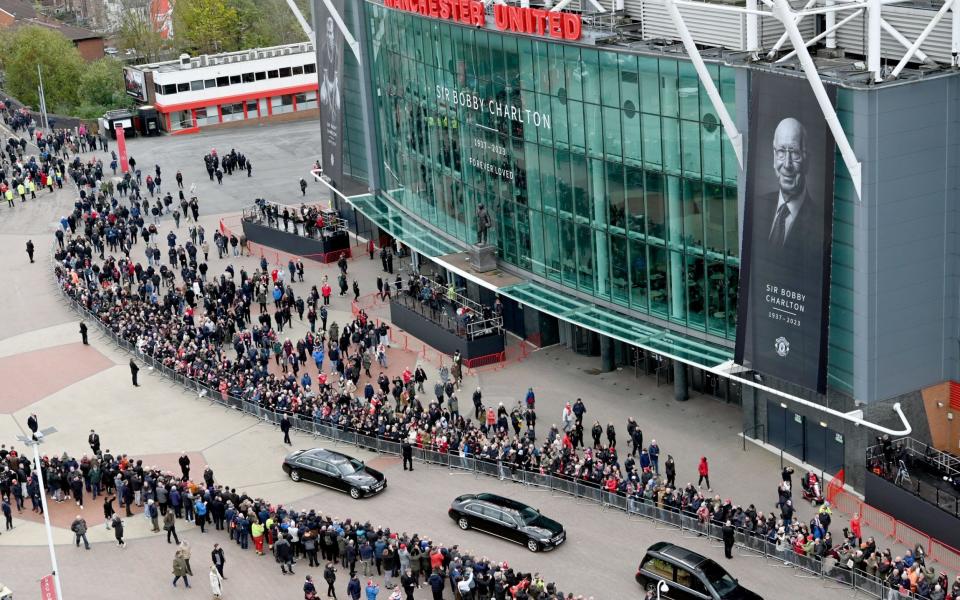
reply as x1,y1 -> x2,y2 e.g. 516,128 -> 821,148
16,182 -> 25,202
27,178 -> 36,199
4,187 -> 13,207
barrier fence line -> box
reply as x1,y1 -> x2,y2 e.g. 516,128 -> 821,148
827,472 -> 960,582
53,270 -> 960,599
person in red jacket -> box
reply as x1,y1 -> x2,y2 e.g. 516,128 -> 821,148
698,456 -> 711,491
321,283 -> 332,305
849,513 -> 862,545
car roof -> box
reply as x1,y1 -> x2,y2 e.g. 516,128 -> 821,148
473,493 -> 532,511
302,448 -> 346,462
647,542 -> 709,570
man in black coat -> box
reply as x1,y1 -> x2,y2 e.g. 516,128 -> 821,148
27,413 -> 38,440
178,453 -> 191,481
401,439 -> 413,472
212,543 -> 226,578
722,520 -> 735,559
129,359 -> 140,386
280,415 -> 292,445
276,534 -> 294,574
88,429 -> 100,454
79,321 -> 88,345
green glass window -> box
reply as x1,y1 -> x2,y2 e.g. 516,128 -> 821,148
365,4 -> 742,342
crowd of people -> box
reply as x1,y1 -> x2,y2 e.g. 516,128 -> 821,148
249,199 -> 344,240
203,148 -> 253,183
32,140 -> 960,600
1,437 -> 587,600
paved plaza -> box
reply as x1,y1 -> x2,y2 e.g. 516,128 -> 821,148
0,121 -> 861,599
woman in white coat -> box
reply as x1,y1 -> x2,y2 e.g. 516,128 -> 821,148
209,565 -> 223,598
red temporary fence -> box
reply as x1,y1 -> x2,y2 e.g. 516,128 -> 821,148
930,539 -> 960,575
464,351 -> 506,370
859,500 -> 896,538
895,520 -> 931,554
828,474 -> 960,577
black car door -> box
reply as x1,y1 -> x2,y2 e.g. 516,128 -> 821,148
478,505 -> 508,537
325,461 -> 349,492
463,503 -> 484,528
312,459 -> 337,488
498,510 -> 525,543
299,458 -> 321,483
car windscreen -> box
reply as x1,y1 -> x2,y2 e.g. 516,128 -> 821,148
518,506 -> 541,525
700,560 -> 740,597
336,459 -> 364,475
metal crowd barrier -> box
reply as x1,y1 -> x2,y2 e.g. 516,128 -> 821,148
54,281 -> 913,600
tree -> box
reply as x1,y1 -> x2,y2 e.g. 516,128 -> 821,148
116,0 -> 165,63
173,0 -> 241,55
73,57 -> 133,118
0,25 -> 84,113
228,0 -> 306,49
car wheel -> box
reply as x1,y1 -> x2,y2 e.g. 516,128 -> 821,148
457,517 -> 470,531
289,469 -> 301,482
526,539 -> 539,553
644,582 -> 656,592
349,487 -> 361,499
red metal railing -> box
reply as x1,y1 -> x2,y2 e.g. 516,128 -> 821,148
827,470 -> 960,576
463,351 -> 506,370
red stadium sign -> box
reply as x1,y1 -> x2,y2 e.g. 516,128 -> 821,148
382,0 -> 582,41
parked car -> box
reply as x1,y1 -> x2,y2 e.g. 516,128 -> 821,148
635,542 -> 763,599
282,448 -> 386,499
448,493 -> 565,552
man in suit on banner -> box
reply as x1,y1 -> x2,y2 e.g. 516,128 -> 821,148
748,116 -> 826,387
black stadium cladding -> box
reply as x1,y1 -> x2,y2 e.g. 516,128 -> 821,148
734,71 -> 836,394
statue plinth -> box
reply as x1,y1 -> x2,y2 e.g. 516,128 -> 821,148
469,243 -> 497,273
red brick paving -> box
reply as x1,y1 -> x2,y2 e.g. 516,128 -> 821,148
0,342 -> 115,413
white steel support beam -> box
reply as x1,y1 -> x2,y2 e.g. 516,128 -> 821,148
953,0 -> 960,65
881,18 -> 932,64
675,0 -> 769,16
665,0 -> 744,169
826,0 -> 837,48
552,0 -> 607,10
890,0 -> 955,78
868,0 -> 882,80
773,0 -> 862,199
285,0 -> 315,43
746,0 -> 759,53
711,363 -> 912,436
775,8 -> 863,62
766,0 -> 817,59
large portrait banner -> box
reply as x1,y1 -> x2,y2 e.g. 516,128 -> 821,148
735,72 -> 836,394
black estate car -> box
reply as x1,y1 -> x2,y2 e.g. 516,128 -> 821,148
282,448 -> 386,499
448,493 -> 565,552
636,542 -> 763,600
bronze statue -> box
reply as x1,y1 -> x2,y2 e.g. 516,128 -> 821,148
476,203 -> 492,245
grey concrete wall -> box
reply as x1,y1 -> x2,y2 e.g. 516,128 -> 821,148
850,76 -> 960,403
741,374 -> 931,491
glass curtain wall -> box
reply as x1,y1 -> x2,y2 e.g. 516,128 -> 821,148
364,2 -> 741,340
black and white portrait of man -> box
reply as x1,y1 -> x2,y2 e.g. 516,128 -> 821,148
317,7 -> 344,187
736,73 -> 836,393
319,16 -> 341,124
